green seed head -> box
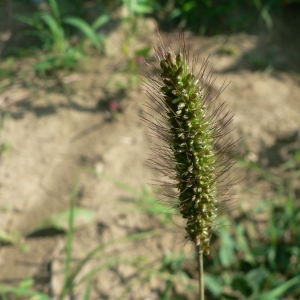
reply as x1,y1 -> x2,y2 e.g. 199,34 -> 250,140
144,31 -> 236,255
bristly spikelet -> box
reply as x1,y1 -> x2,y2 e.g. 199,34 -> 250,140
143,31 -> 236,255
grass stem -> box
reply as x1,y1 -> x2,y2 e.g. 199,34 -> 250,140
197,244 -> 204,300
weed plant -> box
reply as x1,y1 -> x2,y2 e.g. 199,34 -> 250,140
18,0 -> 109,75
117,0 -> 154,86
142,28 -> 238,299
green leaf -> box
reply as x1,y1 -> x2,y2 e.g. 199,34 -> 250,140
48,0 -> 60,21
235,224 -> 255,264
41,14 -> 62,37
219,230 -> 236,267
19,278 -> 34,289
0,285 -> 50,299
260,6 -> 273,30
183,1 -> 197,12
63,17 -> 102,49
205,274 -> 223,296
92,14 -> 109,30
83,281 -> 92,300
0,230 -> 21,245
169,8 -> 182,19
246,267 -> 269,293
60,175 -> 81,300
134,4 -> 153,14
266,245 -> 276,270
254,275 -> 300,300
135,46 -> 151,57
40,13 -> 66,52
123,0 -> 153,14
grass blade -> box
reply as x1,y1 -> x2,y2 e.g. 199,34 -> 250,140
48,0 -> 61,21
0,285 -> 50,299
83,280 -> 92,300
63,229 -> 162,295
92,14 -> 109,30
63,17 -> 101,49
254,275 -> 300,300
60,175 -> 81,300
41,13 -> 66,53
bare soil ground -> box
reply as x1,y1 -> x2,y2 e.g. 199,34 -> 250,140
0,10 -> 300,300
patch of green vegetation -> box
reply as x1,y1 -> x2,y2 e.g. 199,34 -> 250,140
246,54 -> 273,70
154,0 -> 291,34
1,153 -> 300,299
216,44 -> 238,56
0,142 -> 11,156
0,58 -> 16,81
96,157 -> 300,298
0,230 -> 22,247
18,0 -> 109,75
0,277 -> 51,300
209,152 -> 300,299
0,111 -> 11,159
99,173 -> 175,225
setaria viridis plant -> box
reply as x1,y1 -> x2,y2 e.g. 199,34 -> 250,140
143,31 -> 236,256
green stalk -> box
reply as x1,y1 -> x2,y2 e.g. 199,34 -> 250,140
60,174 -> 81,300
197,245 -> 204,300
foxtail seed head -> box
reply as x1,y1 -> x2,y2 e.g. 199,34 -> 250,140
143,31 -> 236,255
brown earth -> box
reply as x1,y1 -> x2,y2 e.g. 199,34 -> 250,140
0,9 -> 300,300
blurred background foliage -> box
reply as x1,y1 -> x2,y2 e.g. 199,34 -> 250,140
1,0 -> 299,74
3,0 -> 300,48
